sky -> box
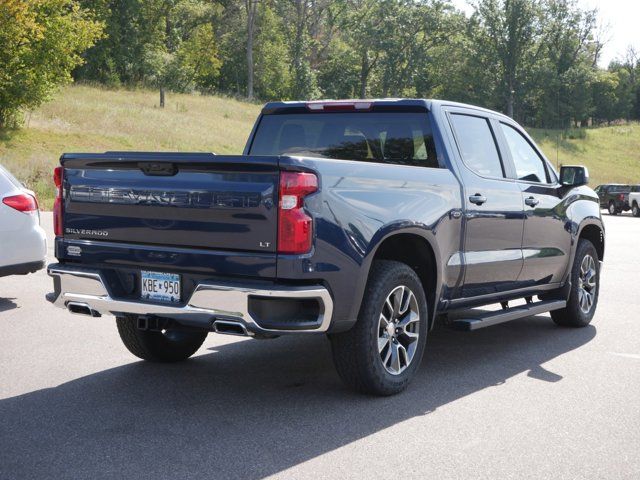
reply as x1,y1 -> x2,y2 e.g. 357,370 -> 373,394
451,0 -> 640,67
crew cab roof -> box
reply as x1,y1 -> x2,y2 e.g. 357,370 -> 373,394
261,99 -> 431,114
261,98 -> 511,121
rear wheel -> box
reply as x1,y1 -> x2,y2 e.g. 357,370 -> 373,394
632,202 -> 640,217
608,201 -> 618,215
551,239 -> 599,327
330,260 -> 428,396
116,315 -> 207,362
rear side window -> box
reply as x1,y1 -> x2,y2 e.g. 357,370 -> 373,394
249,112 -> 440,168
450,114 -> 504,178
500,123 -> 549,183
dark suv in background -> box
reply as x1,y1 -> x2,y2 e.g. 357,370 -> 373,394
595,184 -> 630,215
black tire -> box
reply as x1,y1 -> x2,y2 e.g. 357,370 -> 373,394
608,201 -> 618,215
632,202 -> 640,217
329,260 -> 428,396
551,239 -> 599,327
116,315 -> 207,362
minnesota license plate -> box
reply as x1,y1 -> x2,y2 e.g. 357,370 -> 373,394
141,271 -> 181,303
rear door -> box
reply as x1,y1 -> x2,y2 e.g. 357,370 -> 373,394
496,121 -> 571,286
446,109 -> 524,297
61,153 -> 279,254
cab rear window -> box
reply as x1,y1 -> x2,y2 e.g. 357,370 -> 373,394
609,185 -> 629,193
249,112 -> 440,168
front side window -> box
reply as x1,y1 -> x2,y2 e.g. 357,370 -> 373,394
249,112 -> 440,168
450,114 -> 504,178
500,123 -> 549,183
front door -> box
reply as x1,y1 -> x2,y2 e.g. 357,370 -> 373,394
447,111 -> 525,298
497,121 -> 571,285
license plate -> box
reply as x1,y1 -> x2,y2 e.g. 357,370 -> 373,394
141,271 -> 181,303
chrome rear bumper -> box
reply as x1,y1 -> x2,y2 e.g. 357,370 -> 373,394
47,264 -> 333,336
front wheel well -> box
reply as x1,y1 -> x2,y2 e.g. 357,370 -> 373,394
579,224 -> 604,261
371,234 -> 437,327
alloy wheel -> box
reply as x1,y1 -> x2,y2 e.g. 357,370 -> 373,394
577,254 -> 597,314
377,285 -> 421,375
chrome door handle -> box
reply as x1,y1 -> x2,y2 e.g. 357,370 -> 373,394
525,196 -> 539,207
469,193 -> 487,205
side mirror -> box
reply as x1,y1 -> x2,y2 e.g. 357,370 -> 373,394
560,165 -> 589,187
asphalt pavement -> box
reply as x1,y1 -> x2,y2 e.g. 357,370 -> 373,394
1,213 -> 639,479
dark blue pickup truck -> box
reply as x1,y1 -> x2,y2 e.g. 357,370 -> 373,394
47,99 -> 604,395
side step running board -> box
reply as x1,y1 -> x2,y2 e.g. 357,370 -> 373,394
451,300 -> 567,331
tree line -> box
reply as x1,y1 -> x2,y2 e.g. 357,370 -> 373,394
1,0 -> 640,129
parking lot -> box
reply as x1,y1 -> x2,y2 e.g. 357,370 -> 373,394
1,213 -> 639,479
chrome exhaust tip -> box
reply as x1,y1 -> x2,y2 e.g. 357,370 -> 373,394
212,320 -> 249,337
66,302 -> 100,317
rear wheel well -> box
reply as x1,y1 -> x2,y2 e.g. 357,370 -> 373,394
372,234 -> 437,327
579,224 -> 604,261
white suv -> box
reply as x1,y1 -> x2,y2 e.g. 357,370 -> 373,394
630,186 -> 640,217
0,165 -> 47,277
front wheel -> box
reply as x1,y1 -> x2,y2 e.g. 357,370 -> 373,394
608,201 -> 618,215
632,203 -> 640,217
330,260 -> 428,396
551,239 -> 600,327
116,315 -> 207,362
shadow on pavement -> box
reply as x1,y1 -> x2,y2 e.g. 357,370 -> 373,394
0,316 -> 596,480
0,297 -> 17,313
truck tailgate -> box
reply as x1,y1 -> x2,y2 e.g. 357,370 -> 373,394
61,153 -> 279,253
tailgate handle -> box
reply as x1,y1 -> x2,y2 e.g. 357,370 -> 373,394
139,162 -> 178,176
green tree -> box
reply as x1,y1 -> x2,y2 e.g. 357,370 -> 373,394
317,38 -> 360,98
178,23 -> 222,93
245,0 -> 259,99
533,0 -> 598,127
216,2 -> 248,97
75,0 -> 165,85
253,5 -> 292,99
19,0 -> 630,126
275,0 -> 319,99
608,51 -> 638,121
340,0 -> 390,98
611,68 -> 633,121
0,0 -> 102,127
592,70 -> 619,124
472,0 -> 541,119
420,10 -> 494,105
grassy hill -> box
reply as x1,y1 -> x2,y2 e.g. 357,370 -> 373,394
530,126 -> 640,187
1,84 -> 639,208
0,85 -> 261,208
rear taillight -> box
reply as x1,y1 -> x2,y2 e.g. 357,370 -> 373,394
53,166 -> 63,236
619,193 -> 625,201
278,172 -> 318,254
3,193 -> 38,213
